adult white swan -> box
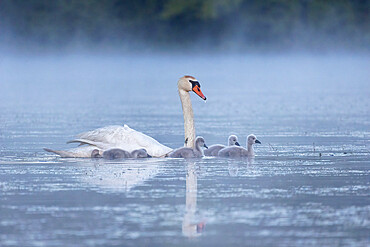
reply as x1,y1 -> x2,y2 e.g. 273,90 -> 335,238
44,75 -> 206,158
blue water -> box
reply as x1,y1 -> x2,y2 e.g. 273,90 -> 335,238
0,54 -> 369,246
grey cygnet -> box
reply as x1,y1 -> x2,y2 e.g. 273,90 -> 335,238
92,148 -> 151,159
168,136 -> 208,158
218,134 -> 261,158
204,135 -> 240,156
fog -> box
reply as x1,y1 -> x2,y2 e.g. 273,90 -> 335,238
0,0 -> 369,54
2,53 -> 368,102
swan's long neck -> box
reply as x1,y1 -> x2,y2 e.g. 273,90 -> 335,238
247,143 -> 255,156
195,142 -> 204,156
179,89 -> 195,148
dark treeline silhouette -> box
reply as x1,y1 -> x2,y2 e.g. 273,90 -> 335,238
0,0 -> 369,52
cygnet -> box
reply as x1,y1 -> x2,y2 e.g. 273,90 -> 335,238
204,135 -> 240,156
218,134 -> 261,158
168,136 -> 208,158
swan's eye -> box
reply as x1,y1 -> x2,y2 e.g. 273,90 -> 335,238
189,80 -> 200,88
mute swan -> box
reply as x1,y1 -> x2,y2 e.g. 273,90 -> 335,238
92,148 -> 150,159
204,135 -> 240,156
168,136 -> 208,158
44,75 -> 206,158
218,134 -> 261,158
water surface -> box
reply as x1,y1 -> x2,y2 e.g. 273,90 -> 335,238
0,54 -> 369,246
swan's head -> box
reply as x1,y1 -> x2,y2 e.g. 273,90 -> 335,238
178,75 -> 206,100
247,134 -> 261,145
195,136 -> 208,149
91,149 -> 102,158
228,135 -> 240,146
131,149 -> 151,158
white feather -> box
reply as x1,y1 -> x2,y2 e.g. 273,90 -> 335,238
71,125 -> 172,157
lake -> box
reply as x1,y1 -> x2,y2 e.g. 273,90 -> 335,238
0,53 -> 369,246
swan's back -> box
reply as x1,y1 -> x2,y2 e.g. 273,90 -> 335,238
131,149 -> 150,158
75,125 -> 172,157
204,135 -> 239,156
218,146 -> 249,157
204,144 -> 225,156
168,136 -> 206,158
168,147 -> 199,158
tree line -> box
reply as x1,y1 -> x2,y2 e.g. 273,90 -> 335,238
0,0 -> 368,51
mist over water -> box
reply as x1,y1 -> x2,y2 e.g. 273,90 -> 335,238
0,0 -> 369,54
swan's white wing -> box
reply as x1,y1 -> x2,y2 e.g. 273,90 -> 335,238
127,126 -> 173,157
75,125 -> 172,157
76,125 -> 128,144
204,144 -> 225,156
67,139 -> 113,150
44,146 -> 100,158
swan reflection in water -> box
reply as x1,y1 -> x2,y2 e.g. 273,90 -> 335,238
82,158 -> 206,237
80,157 -> 256,238
227,157 -> 255,177
182,161 -> 206,238
81,158 -> 162,192
182,157 -> 256,237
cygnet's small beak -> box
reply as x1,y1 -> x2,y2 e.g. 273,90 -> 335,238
255,139 -> 261,144
192,85 -> 206,100
147,154 -> 152,158
235,142 -> 240,146
204,144 -> 208,149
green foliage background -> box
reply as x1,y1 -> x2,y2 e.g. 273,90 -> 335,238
0,0 -> 368,51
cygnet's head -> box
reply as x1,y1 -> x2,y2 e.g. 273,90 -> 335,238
247,134 -> 261,145
131,149 -> 151,158
195,136 -> 208,149
91,149 -> 102,158
178,75 -> 206,100
228,135 -> 240,146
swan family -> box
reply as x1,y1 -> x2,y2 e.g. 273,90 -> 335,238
44,75 -> 261,159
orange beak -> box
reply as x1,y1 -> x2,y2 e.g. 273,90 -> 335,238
192,85 -> 206,100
